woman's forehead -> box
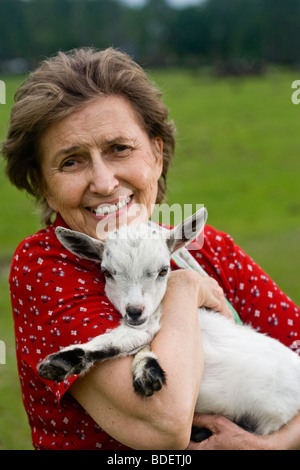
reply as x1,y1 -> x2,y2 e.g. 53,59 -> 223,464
39,95 -> 146,161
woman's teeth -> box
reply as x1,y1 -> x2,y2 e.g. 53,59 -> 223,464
90,196 -> 132,216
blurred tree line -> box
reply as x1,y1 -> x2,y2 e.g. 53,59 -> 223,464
0,0 -> 299,72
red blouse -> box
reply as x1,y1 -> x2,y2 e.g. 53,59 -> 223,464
9,214 -> 300,450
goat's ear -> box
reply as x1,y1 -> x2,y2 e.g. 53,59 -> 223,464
55,227 -> 104,262
166,207 -> 207,254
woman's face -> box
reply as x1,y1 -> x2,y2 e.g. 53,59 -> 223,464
40,95 -> 163,239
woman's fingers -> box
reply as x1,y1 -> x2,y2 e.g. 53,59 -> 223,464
197,276 -> 234,321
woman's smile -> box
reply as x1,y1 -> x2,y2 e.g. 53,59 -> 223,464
87,194 -> 133,217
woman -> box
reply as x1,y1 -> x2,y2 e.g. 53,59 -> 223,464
2,47 -> 300,450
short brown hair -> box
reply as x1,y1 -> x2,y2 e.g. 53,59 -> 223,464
1,47 -> 176,225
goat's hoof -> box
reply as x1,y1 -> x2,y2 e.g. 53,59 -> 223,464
191,426 -> 212,442
133,357 -> 166,397
38,347 -> 87,381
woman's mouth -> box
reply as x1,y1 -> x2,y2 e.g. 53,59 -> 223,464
86,195 -> 133,219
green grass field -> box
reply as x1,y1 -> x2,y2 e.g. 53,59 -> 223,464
0,68 -> 299,449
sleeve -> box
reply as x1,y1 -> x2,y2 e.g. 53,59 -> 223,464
200,227 -> 300,351
9,229 -> 122,404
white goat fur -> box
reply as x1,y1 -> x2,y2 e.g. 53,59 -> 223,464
39,208 -> 300,437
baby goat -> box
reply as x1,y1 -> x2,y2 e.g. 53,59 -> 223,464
38,208 -> 300,439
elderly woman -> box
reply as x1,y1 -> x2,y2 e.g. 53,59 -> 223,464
2,47 -> 300,450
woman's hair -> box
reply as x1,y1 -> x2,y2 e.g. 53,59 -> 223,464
1,47 -> 176,225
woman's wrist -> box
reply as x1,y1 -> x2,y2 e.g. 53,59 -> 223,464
260,420 -> 300,450
166,269 -> 203,303
251,419 -> 300,450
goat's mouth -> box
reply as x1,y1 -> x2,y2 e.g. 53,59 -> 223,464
125,317 -> 147,328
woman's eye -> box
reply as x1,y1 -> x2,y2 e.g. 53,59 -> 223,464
115,145 -> 127,152
60,156 -> 85,172
112,144 -> 132,156
62,159 -> 76,168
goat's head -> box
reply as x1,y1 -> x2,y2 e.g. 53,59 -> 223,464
55,207 -> 207,327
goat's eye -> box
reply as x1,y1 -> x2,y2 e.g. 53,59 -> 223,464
158,266 -> 169,278
101,269 -> 114,280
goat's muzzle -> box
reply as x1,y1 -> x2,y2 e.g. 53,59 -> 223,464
125,305 -> 146,327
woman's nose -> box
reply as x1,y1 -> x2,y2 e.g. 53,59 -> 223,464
88,157 -> 119,195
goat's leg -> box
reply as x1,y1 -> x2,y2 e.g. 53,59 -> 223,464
132,346 -> 166,397
37,341 -> 121,382
38,325 -> 154,382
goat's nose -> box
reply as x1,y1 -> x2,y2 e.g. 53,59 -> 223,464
126,306 -> 144,320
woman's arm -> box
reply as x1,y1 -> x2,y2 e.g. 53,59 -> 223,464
70,270 -> 205,450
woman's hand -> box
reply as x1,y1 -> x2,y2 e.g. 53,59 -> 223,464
196,273 -> 234,321
169,270 -> 234,321
185,413 -> 271,450
186,411 -> 300,450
